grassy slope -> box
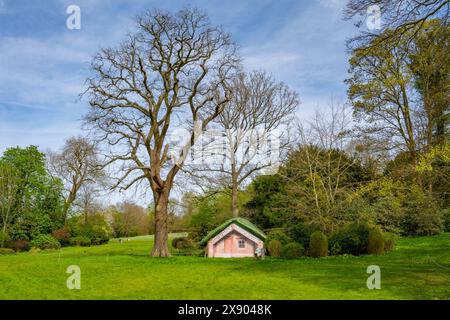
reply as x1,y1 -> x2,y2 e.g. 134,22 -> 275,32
0,233 -> 448,300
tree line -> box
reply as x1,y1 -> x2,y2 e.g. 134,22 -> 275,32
0,3 -> 449,256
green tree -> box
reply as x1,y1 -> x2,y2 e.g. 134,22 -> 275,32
409,20 -> 450,148
0,163 -> 21,247
0,146 -> 64,240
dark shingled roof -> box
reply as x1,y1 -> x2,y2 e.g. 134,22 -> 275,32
200,217 -> 266,246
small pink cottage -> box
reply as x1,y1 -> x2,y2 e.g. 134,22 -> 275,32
200,218 -> 266,258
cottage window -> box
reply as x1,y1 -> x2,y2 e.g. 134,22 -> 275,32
238,239 -> 245,248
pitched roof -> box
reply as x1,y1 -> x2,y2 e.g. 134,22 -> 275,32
200,217 -> 266,246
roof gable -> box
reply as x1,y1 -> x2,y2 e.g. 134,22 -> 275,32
200,218 -> 266,245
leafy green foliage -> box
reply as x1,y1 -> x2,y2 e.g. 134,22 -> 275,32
309,231 -> 328,258
281,242 -> 304,259
186,192 -> 235,243
30,234 -> 61,250
69,236 -> 91,247
67,214 -> 111,245
401,192 -> 444,236
329,222 -> 372,256
265,228 -> 292,245
0,146 -> 65,242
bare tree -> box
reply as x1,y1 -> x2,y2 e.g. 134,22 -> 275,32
185,71 -> 298,217
74,183 -> 102,224
83,8 -> 239,256
48,136 -> 104,220
345,0 -> 449,50
282,102 -> 358,232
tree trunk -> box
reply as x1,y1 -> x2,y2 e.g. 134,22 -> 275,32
151,189 -> 170,257
231,171 -> 239,218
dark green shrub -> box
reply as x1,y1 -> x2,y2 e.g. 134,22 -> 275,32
172,237 -> 194,250
0,248 -> 15,255
309,231 -> 328,258
6,239 -> 30,252
89,226 -> 110,245
67,214 -> 111,246
281,242 -> 304,259
329,222 -> 371,255
69,236 -> 91,247
330,242 -> 342,255
266,228 -> 292,245
383,232 -> 397,252
289,223 -> 324,248
52,226 -> 71,246
367,228 -> 385,255
401,194 -> 443,236
31,234 -> 61,250
267,240 -> 282,257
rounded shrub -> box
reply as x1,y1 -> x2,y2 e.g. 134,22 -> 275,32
281,242 -> 304,259
31,234 -> 61,250
0,248 -> 15,255
172,237 -> 194,250
69,236 -> 91,247
267,240 -> 282,257
367,228 -> 385,255
309,231 -> 328,258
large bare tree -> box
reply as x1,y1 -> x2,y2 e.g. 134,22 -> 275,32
48,136 -> 104,220
185,71 -> 298,217
83,8 -> 239,256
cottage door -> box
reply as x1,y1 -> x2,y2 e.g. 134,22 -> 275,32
224,236 -> 232,254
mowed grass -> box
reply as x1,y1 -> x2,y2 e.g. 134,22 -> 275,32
0,233 -> 449,300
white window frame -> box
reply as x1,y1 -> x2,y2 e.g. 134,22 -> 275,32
238,239 -> 245,248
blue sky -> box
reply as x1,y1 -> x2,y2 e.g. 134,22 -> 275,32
0,0 -> 357,154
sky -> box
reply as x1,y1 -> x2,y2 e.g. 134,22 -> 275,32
0,0 -> 358,203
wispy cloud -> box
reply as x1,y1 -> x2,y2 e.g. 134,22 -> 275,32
0,0 -> 355,147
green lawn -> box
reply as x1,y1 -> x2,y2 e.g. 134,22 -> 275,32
0,233 -> 449,300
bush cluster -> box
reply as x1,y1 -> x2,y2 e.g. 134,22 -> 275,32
30,234 -> 61,250
69,236 -> 92,247
329,222 -> 372,256
266,222 -> 396,258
